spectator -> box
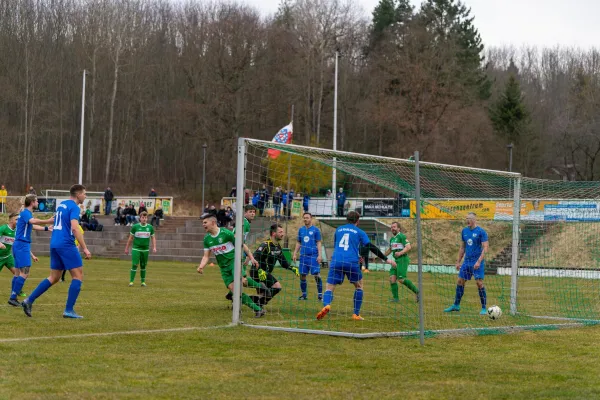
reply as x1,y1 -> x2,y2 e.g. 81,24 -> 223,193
226,206 -> 234,220
216,205 -> 231,227
104,186 -> 114,215
257,184 -> 268,217
115,205 -> 126,226
281,190 -> 288,219
152,205 -> 164,227
208,205 -> 217,216
0,185 -> 6,214
272,187 -> 282,220
244,188 -> 250,205
138,202 -> 147,215
80,210 -> 91,231
287,189 -> 294,218
303,192 -> 310,213
149,188 -> 157,197
230,186 -> 237,197
326,189 -> 332,198
203,204 -> 210,214
88,215 -> 103,231
126,205 -> 138,226
336,187 -> 346,217
252,191 -> 259,207
28,186 -> 36,195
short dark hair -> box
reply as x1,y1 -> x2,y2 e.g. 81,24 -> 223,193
346,210 -> 360,223
140,211 -> 148,217
24,194 -> 37,207
303,212 -> 312,217
244,205 -> 257,212
8,212 -> 18,219
201,213 -> 217,221
391,221 -> 401,229
270,223 -> 282,235
70,184 -> 86,197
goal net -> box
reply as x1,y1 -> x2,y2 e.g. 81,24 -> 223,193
231,138 -> 600,338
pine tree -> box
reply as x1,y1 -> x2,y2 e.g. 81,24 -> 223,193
369,0 -> 413,47
489,74 -> 530,145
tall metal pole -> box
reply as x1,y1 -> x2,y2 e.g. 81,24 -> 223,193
507,143 -> 514,172
414,151 -> 425,346
202,143 -> 207,210
78,70 -> 86,185
331,51 -> 339,217
232,138 -> 246,324
510,176 -> 521,315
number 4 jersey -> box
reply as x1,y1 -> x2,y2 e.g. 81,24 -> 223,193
331,223 -> 370,265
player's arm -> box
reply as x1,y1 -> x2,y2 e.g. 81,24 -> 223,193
293,239 -> 301,262
242,243 -> 258,266
366,242 -> 391,263
456,241 -> 465,270
30,251 -> 39,262
316,240 -> 322,263
29,216 -> 54,225
384,248 -> 392,257
32,224 -> 52,231
197,249 -> 212,274
151,235 -> 157,253
394,242 -> 412,258
124,234 -> 134,254
474,241 -> 488,269
72,219 -> 91,259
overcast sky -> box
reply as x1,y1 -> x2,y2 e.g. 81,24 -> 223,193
242,0 -> 600,49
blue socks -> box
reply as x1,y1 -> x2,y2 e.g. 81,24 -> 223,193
454,285 -> 465,306
315,276 -> 323,296
478,286 -> 487,308
10,276 -> 18,298
300,279 -> 307,297
28,278 -> 53,304
11,276 -> 26,300
353,289 -> 364,316
65,279 -> 82,312
323,290 -> 333,307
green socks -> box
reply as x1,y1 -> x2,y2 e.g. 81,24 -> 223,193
245,277 -> 263,289
130,266 -> 137,283
390,282 -> 399,299
242,293 -> 261,311
140,267 -> 146,283
403,279 -> 418,294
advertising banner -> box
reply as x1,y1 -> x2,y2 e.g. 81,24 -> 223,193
543,201 -> 600,221
35,198 -> 56,213
363,199 -> 396,217
410,200 -> 496,219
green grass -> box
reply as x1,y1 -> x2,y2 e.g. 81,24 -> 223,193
1,258 -> 600,399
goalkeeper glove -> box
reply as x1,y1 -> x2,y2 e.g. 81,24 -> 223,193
291,266 -> 300,277
258,269 -> 267,281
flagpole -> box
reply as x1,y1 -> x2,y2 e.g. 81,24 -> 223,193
332,50 -> 339,217
284,105 -> 294,248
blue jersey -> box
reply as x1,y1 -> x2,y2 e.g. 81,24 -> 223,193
462,226 -> 488,262
50,200 -> 80,249
298,225 -> 321,257
331,223 -> 370,264
15,209 -> 34,243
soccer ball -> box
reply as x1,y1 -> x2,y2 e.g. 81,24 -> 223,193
487,305 -> 502,320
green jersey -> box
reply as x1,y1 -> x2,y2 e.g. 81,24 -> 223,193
389,232 -> 410,262
233,217 -> 251,242
203,228 -> 235,267
0,224 -> 16,259
130,223 -> 155,251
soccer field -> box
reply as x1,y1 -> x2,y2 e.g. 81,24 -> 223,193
1,258 -> 600,399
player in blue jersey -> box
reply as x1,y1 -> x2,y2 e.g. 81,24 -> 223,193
444,212 -> 489,315
22,184 -> 92,318
7,195 -> 54,307
316,211 -> 396,321
293,212 -> 323,300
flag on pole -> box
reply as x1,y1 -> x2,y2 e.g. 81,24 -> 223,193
268,122 -> 293,159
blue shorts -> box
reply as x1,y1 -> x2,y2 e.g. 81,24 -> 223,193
50,246 -> 83,271
12,241 -> 31,269
298,255 -> 320,276
458,260 -> 485,281
327,261 -> 362,285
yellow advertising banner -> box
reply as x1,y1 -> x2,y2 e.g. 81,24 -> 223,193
493,200 -> 558,221
410,200 -> 497,219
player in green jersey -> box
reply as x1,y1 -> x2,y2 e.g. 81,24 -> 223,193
197,213 -> 265,317
124,212 -> 156,287
0,213 -> 34,297
384,222 -> 419,302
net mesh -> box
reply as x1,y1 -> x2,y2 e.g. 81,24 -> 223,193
234,139 -> 600,337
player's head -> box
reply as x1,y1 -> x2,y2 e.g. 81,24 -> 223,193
8,212 -> 18,228
244,204 -> 257,220
466,212 -> 477,227
391,221 -> 401,235
201,213 -> 217,231
346,210 -> 360,225
302,212 -> 312,226
339,187 -> 343,192
140,211 -> 148,224
270,223 -> 284,241
24,194 -> 38,209
70,184 -> 87,204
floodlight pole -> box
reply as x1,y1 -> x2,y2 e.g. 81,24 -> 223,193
78,70 -> 87,185
414,151 -> 425,346
331,50 -> 339,217
202,143 -> 208,210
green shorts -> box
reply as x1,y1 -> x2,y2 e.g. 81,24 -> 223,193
0,255 -> 15,271
220,262 -> 235,288
389,257 -> 409,279
132,249 -> 149,268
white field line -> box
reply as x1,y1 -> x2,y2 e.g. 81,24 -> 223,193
0,324 -> 232,343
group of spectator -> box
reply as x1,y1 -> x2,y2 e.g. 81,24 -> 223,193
80,209 -> 103,232
114,203 -> 163,227
204,204 -> 234,228
104,187 -> 158,216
